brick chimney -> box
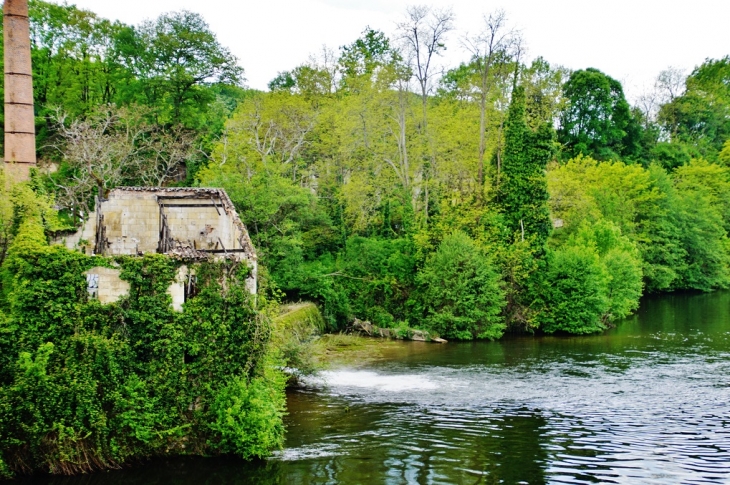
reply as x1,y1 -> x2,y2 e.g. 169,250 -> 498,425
3,0 -> 35,181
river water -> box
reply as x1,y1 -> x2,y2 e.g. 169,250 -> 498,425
19,291 -> 730,484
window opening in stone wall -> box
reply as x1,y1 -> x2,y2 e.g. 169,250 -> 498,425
184,273 -> 199,301
87,273 -> 99,299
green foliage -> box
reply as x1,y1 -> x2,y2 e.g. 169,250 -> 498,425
414,231 -> 506,340
719,140 -> 730,167
549,156 -> 673,291
208,372 -> 286,460
272,303 -> 325,378
14,2 -> 710,344
672,161 -> 730,290
118,10 -> 243,129
0,1 -> 244,168
0,210 -> 284,477
338,27 -> 405,91
658,57 -> 730,159
570,221 -> 643,320
548,156 -> 730,293
558,68 -> 641,161
498,86 -> 554,249
538,219 -> 643,334
338,237 -> 416,327
537,244 -> 609,334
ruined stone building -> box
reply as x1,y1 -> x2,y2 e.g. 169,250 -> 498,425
56,187 -> 257,310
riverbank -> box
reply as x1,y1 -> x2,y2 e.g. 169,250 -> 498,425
273,302 -> 444,373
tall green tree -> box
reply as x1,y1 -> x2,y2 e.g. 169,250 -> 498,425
117,10 -> 243,128
658,57 -> 730,160
497,86 -> 554,247
558,68 -> 641,160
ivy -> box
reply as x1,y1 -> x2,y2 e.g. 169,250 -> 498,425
0,213 -> 284,478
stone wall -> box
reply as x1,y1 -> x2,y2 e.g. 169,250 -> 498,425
104,192 -> 160,255
160,198 -> 243,251
168,265 -> 188,312
54,187 -> 258,295
84,266 -> 130,304
57,213 -> 97,255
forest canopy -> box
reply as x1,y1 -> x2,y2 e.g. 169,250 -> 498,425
3,2 -> 730,340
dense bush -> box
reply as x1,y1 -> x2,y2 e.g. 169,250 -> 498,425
537,244 -> 609,334
0,210 -> 285,478
538,220 -> 644,334
414,231 -> 506,340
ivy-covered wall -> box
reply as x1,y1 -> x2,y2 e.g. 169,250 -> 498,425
0,213 -> 285,477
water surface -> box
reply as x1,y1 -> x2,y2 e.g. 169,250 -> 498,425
18,291 -> 730,484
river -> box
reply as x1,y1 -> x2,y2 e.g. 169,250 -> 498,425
18,291 -> 730,484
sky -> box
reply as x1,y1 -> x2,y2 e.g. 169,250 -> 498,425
67,0 -> 729,102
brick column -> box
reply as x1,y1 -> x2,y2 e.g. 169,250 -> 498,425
4,0 -> 35,181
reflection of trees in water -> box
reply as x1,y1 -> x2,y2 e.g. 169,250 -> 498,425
19,456 -> 280,485
463,412 -> 549,485
273,404 -> 550,485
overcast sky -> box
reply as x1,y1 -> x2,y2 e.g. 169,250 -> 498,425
67,0 -> 728,102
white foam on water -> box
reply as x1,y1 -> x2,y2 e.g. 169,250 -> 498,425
303,370 -> 440,392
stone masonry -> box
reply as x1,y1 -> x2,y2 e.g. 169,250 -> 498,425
83,266 -> 130,304
56,187 -> 257,308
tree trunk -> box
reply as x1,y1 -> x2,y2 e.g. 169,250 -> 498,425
4,0 -> 36,181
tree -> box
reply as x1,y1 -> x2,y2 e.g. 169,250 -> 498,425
498,86 -> 554,248
537,243 -> 608,334
569,220 -> 643,321
415,231 -> 505,340
462,9 -> 518,190
672,159 -> 730,290
521,57 -> 569,131
548,157 -> 682,291
119,10 -> 243,127
558,68 -> 640,160
397,5 -> 453,121
219,92 -> 317,182
49,106 -> 196,216
658,57 -> 730,159
339,27 -> 404,92
27,1 -> 124,116
268,47 -> 339,100
397,5 -> 454,221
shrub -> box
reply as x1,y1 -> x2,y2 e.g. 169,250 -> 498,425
0,211 -> 285,477
538,244 -> 609,334
415,231 -> 506,340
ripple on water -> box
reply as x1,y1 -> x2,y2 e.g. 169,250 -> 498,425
290,350 -> 730,484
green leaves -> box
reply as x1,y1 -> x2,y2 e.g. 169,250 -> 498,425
0,209 -> 283,476
208,373 -> 285,460
498,86 -> 554,249
658,57 -> 730,159
415,231 -> 506,340
558,68 -> 639,161
538,218 -> 643,334
538,243 -> 609,334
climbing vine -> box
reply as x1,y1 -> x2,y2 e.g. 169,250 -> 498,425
0,208 -> 284,478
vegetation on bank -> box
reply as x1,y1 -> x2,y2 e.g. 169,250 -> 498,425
192,19 -> 728,340
2,1 -> 727,342
0,181 -> 285,478
1,0 -> 730,476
